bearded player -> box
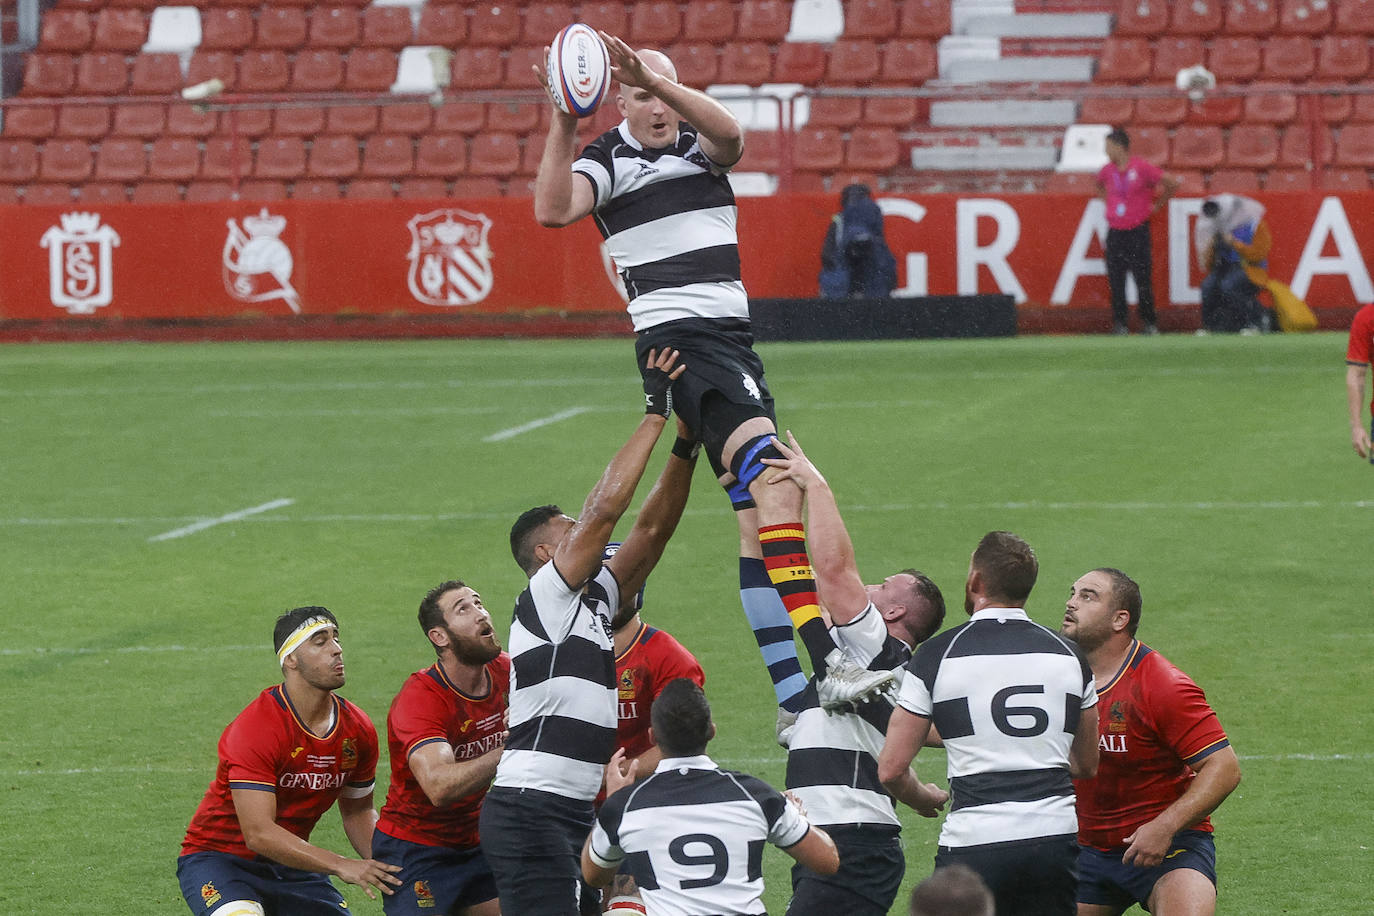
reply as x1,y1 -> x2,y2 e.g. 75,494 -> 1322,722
178,606 -> 400,915
1062,569 -> 1241,916
373,581 -> 510,916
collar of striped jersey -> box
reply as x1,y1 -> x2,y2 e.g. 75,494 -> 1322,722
967,606 -> 1031,623
653,754 -> 716,774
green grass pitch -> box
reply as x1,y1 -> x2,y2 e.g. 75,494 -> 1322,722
1,332 -> 1369,914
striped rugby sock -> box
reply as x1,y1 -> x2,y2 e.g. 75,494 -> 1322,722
759,523 -> 838,677
739,557 -> 808,712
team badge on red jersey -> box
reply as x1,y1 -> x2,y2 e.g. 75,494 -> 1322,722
619,669 -> 637,700
1109,700 -> 1128,732
341,737 -> 357,770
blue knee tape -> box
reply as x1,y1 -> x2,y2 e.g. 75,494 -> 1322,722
731,435 -> 780,489
726,478 -> 755,510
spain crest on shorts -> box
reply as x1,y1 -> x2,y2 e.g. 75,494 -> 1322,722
406,209 -> 494,307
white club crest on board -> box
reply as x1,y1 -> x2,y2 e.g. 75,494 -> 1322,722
40,212 -> 121,315
406,209 -> 494,307
223,209 -> 301,314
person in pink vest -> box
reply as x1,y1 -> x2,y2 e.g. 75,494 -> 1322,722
1098,127 -> 1180,336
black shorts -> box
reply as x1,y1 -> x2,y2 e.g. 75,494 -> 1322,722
935,834 -> 1079,916
479,786 -> 600,916
785,824 -> 903,916
635,317 -> 776,475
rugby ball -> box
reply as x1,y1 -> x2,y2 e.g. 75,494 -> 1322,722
547,23 -> 612,118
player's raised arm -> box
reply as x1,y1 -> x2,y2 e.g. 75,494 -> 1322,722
607,415 -> 697,605
531,56 -> 597,227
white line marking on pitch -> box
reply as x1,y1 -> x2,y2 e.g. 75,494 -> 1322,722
147,498 -> 295,542
483,407 -> 590,442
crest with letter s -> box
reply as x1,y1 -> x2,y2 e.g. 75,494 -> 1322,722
406,209 -> 494,306
40,212 -> 121,315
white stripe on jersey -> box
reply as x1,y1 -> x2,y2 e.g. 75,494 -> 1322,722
790,783 -> 896,828
607,206 -> 740,268
939,798 -> 1080,848
624,281 -> 749,330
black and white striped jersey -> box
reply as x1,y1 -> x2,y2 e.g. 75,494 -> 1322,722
897,607 -> 1096,849
573,120 -> 749,332
493,562 -> 619,801
785,604 -> 911,828
588,754 -> 811,916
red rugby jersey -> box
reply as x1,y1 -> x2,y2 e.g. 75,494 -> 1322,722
181,686 -> 379,859
1348,303 -> 1374,417
1074,642 -> 1230,851
614,623 -> 704,763
376,655 -> 510,849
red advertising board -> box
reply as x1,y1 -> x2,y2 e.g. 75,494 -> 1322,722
1,192 -> 1369,322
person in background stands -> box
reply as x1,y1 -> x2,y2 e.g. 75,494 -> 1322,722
1099,127 -> 1179,336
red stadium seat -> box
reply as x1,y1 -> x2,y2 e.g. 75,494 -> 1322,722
308,7 -> 360,49
273,107 -> 326,137
40,9 -> 93,51
200,137 -> 252,179
200,8 -> 254,51
1115,0 -> 1169,35
4,105 -> 58,139
1352,95 -> 1374,122
503,46 -> 545,90
291,178 -> 341,199
187,50 -> 237,91
415,4 -> 465,46
630,0 -> 682,45
360,6 -> 412,49
40,138 -> 94,182
91,8 -> 146,50
1045,171 -> 1099,194
380,102 -> 434,135
148,136 -> 199,181
469,4 -> 521,46
23,183 -> 78,205
879,39 -> 936,84
255,136 -> 307,179
1207,37 -> 1260,82
1261,36 -> 1316,81
1241,84 -> 1298,124
21,53 -> 77,96
185,181 -> 236,202
1334,0 -> 1374,32
130,53 -> 181,94
1095,38 -> 1152,84
1264,168 -> 1312,190
1169,0 -> 1222,34
1134,97 -> 1187,125
580,2 -> 629,38
718,43 -> 773,85
1312,88 -> 1353,124
79,181 -> 129,203
166,103 -> 218,137
76,52 -> 129,95
1207,168 -> 1261,193
1224,0 -> 1278,34
344,48 -> 398,91
290,49 -> 344,92
1277,0 -> 1331,34
56,104 -> 111,138
737,0 -> 791,42
227,110 -> 277,141
845,0 -> 899,38
326,105 -> 378,136
307,135 -> 360,178
0,186 -> 18,205
257,9 -> 308,49
0,140 -> 40,183
433,101 -> 485,134
486,100 -> 539,134
1319,168 -> 1370,190
899,0 -> 952,38
774,43 -> 828,85
238,50 -> 290,92
94,137 -> 146,181
238,180 -> 288,201
682,1 -> 735,43
1316,35 -> 1370,81
345,178 -> 395,199
524,3 -> 576,45
1128,126 -> 1169,163
845,126 -> 900,171
399,177 -> 452,198
807,96 -> 862,129
1334,123 -> 1374,167
1225,124 -> 1279,167
129,182 -> 182,203
1079,97 -> 1133,125
414,134 -> 466,177
1170,125 -> 1224,169
1187,97 -> 1243,126
1277,124 -> 1333,167
738,130 -> 780,172
865,96 -> 920,127
451,47 -> 503,90
826,39 -> 880,85
468,132 -> 521,178
792,126 -> 844,172
666,44 -> 719,88
1152,38 -> 1205,83
111,103 -> 166,138
360,133 -> 412,178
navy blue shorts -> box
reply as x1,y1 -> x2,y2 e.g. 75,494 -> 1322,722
479,786 -> 600,916
176,851 -> 347,916
1077,830 -> 1218,911
371,829 -> 497,916
785,824 -> 903,916
935,834 -> 1078,916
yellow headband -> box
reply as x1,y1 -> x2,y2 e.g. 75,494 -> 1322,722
277,616 -> 336,667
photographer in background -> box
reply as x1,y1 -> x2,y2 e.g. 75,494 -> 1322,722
819,184 -> 897,299
1195,195 -> 1273,334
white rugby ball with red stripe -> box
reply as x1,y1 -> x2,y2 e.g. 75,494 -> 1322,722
547,23 -> 612,118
